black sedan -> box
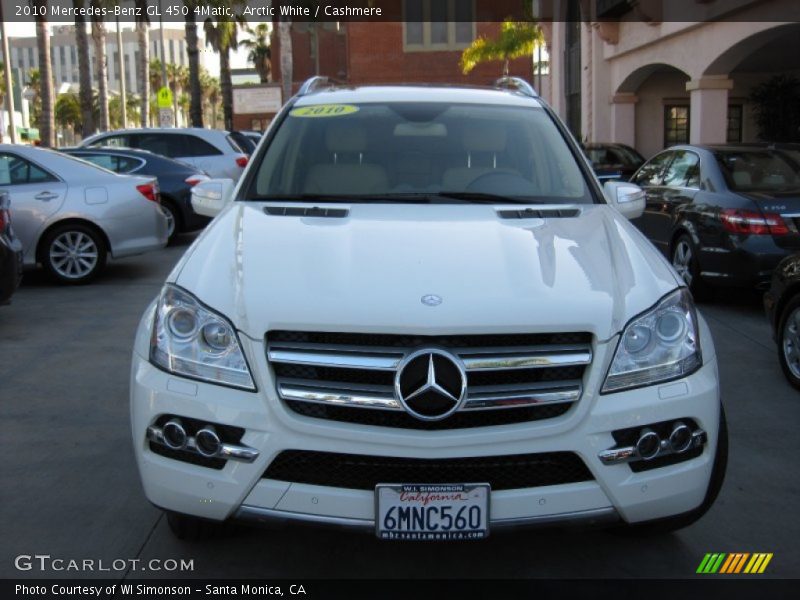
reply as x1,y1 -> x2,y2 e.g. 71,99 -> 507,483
0,191 -> 24,305
630,144 -> 800,296
764,253 -> 800,390
585,143 -> 646,182
61,147 -> 211,243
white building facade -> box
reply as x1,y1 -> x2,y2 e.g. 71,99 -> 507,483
8,25 -> 197,96
541,0 -> 800,159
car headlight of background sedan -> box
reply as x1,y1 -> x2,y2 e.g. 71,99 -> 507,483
150,284 -> 255,390
602,288 -> 701,393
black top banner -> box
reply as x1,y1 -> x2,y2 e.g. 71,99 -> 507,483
0,0 -> 797,24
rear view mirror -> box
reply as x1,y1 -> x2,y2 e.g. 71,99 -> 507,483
604,181 -> 645,220
191,178 -> 235,218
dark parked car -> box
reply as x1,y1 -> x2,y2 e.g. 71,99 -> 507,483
228,130 -> 262,154
630,144 -> 800,295
585,143 -> 646,182
764,253 -> 800,390
62,147 -> 211,243
0,191 -> 24,305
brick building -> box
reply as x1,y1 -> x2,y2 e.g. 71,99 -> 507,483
269,17 -> 536,93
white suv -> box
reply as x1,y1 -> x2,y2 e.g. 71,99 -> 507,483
80,128 -> 249,181
131,77 -> 726,540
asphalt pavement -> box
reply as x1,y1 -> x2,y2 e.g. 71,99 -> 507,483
1,233 -> 798,579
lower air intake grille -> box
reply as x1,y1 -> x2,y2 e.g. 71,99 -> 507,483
263,450 -> 594,491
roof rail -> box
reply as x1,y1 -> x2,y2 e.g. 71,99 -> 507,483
493,76 -> 538,98
296,76 -> 344,97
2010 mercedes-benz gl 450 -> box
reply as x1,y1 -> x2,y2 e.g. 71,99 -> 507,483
131,77 -> 726,541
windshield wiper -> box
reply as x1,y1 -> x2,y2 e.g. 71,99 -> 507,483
250,193 -> 434,204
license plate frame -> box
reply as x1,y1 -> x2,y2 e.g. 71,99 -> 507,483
375,483 -> 490,541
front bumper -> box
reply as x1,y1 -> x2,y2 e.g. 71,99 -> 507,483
130,308 -> 720,531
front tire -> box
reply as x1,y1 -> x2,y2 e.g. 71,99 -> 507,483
41,223 -> 107,285
777,295 -> 800,390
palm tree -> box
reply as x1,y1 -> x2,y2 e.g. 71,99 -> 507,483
25,68 -> 41,125
109,93 -> 140,129
73,1 -> 95,137
241,23 -> 271,83
32,2 -> 55,147
204,5 -> 245,131
200,70 -> 220,129
278,19 -> 292,103
183,0 -> 204,127
90,1 -> 110,131
166,63 -> 188,126
134,0 -> 149,128
460,19 -> 544,77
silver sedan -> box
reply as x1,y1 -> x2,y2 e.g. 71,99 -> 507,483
0,144 -> 168,284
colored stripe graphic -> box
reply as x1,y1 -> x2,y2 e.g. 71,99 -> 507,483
700,553 -> 774,574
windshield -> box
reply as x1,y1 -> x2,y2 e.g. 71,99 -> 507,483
715,150 -> 800,192
247,102 -> 593,204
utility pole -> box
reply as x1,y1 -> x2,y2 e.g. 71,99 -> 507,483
0,10 -> 17,143
116,16 -> 127,128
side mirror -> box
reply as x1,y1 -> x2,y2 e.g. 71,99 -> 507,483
191,178 -> 235,218
604,181 -> 645,220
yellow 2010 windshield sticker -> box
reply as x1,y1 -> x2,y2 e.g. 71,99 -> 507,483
290,104 -> 360,118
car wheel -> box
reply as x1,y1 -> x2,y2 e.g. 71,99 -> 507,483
777,295 -> 800,390
613,404 -> 728,535
160,201 -> 181,244
671,234 -> 708,299
41,223 -> 107,285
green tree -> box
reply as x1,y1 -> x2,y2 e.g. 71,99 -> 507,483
200,70 -> 220,128
460,19 -> 544,77
109,93 -> 140,129
26,68 -> 42,129
55,92 -> 82,134
749,75 -> 800,143
241,23 -> 271,83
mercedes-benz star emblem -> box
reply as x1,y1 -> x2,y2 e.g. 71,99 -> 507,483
421,294 -> 443,307
395,349 -> 467,421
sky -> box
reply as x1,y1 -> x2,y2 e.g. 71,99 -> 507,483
2,21 -> 252,74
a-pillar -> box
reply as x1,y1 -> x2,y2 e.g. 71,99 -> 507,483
686,76 -> 733,145
610,93 -> 638,148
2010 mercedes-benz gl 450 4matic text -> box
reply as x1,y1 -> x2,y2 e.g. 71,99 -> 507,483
131,77 -> 726,541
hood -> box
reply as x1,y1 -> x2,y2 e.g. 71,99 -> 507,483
173,203 -> 680,341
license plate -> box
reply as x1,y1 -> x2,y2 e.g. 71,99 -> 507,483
375,483 -> 490,540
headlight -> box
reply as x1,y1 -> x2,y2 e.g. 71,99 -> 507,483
150,284 -> 256,391
601,288 -> 701,393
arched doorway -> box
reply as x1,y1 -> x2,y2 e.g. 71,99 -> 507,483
616,63 -> 691,159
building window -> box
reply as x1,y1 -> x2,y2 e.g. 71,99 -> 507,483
403,0 -> 475,51
664,105 -> 690,146
727,104 -> 743,143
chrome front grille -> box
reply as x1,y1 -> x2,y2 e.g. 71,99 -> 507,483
266,331 -> 592,429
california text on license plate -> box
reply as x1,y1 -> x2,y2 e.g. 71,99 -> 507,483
375,483 -> 490,540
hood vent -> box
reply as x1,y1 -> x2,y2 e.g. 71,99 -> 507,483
264,206 -> 349,218
497,207 -> 581,220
